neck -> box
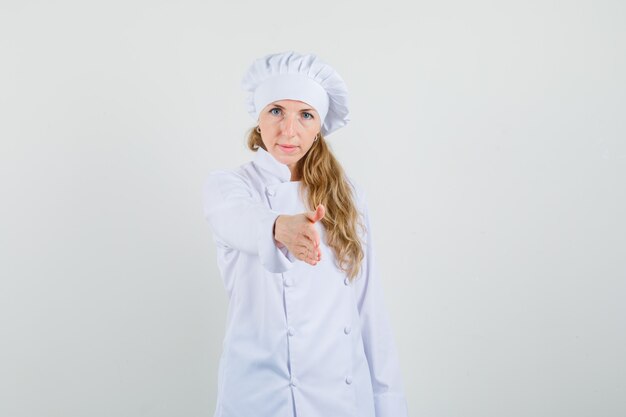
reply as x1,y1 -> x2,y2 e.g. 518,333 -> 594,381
287,163 -> 300,181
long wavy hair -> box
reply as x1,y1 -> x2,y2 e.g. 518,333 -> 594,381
247,127 -> 365,281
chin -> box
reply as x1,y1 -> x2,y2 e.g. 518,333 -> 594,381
279,154 -> 299,163
270,151 -> 291,162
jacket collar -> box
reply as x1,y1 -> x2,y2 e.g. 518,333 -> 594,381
252,147 -> 293,183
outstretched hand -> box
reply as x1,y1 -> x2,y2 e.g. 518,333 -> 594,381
274,204 -> 325,266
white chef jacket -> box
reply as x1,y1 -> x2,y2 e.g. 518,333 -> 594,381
202,147 -> 408,417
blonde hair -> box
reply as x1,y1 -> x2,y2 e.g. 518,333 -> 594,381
247,127 -> 365,281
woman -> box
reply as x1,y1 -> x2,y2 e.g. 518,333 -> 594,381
203,51 -> 408,417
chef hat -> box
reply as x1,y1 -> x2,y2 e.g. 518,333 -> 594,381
241,50 -> 350,136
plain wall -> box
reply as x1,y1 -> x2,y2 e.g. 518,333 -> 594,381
1,0 -> 624,416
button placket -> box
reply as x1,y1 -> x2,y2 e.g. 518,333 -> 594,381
343,278 -> 356,392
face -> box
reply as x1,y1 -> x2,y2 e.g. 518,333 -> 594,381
257,99 -> 321,180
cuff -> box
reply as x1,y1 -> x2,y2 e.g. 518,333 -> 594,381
374,392 -> 409,417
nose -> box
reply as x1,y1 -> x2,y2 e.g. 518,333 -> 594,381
281,113 -> 297,137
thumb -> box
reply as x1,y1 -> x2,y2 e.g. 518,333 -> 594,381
306,204 -> 326,223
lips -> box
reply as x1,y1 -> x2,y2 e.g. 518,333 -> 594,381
278,144 -> 298,153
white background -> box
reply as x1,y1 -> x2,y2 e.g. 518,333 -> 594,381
1,1 -> 625,416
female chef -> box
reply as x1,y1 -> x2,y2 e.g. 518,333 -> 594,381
202,51 -> 409,417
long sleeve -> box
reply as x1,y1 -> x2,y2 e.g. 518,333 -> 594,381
353,189 -> 409,417
202,169 -> 295,273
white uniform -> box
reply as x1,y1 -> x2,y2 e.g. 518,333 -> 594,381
202,147 -> 408,417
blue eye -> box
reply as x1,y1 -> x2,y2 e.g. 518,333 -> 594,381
270,108 -> 282,116
302,112 -> 313,120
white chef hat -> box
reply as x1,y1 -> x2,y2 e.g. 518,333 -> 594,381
241,50 -> 350,136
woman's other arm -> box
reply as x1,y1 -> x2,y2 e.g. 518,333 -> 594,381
353,186 -> 409,417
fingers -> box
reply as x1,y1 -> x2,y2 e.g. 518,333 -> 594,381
279,212 -> 323,266
299,230 -> 321,263
301,229 -> 320,249
300,225 -> 321,264
294,243 -> 322,265
296,244 -> 321,264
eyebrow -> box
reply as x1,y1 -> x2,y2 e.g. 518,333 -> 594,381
270,103 -> 316,113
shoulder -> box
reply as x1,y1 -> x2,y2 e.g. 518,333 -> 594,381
203,162 -> 258,198
204,161 -> 256,187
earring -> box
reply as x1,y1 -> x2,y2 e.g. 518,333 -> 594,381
256,126 -> 261,134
